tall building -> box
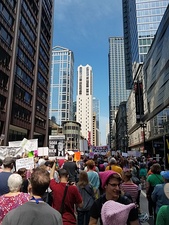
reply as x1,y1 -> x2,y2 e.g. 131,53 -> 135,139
49,46 -> 74,126
93,97 -> 100,129
0,0 -> 54,146
76,65 -> 93,144
93,97 -> 100,146
109,37 -> 130,148
122,0 -> 169,89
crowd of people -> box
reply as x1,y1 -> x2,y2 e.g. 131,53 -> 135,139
0,153 -> 169,225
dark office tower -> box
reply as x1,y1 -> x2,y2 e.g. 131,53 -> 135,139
0,0 -> 54,146
122,0 -> 169,90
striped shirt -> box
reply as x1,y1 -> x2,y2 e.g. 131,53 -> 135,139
121,182 -> 139,203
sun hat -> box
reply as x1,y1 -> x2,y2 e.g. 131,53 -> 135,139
99,170 -> 121,189
164,183 -> 169,199
161,171 -> 169,180
101,200 -> 135,225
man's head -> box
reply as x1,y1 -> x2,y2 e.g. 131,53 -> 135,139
99,171 -> 122,201
58,168 -> 69,180
109,157 -> 117,165
30,167 -> 50,197
3,157 -> 15,169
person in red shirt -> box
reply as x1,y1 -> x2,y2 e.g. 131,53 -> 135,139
50,162 -> 83,225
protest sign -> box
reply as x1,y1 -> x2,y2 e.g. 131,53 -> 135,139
15,157 -> 34,171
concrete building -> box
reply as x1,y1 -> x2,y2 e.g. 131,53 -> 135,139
109,37 -> 130,148
49,46 -> 74,126
122,0 -> 169,89
0,0 -> 54,146
76,65 -> 93,145
62,121 -> 81,150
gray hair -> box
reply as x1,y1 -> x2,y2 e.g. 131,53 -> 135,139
8,174 -> 23,192
109,157 -> 117,165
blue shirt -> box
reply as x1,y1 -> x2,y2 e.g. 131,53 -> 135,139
151,183 -> 169,213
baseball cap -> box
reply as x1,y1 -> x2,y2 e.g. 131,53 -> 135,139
101,200 -> 135,225
3,157 -> 15,166
99,170 -> 121,189
161,171 -> 169,180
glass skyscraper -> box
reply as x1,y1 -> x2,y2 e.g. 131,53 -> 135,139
109,37 -> 130,148
123,0 -> 169,89
50,46 -> 74,126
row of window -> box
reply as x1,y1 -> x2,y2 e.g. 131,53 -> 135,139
15,65 -> 33,89
37,86 -> 47,102
36,100 -> 46,115
6,0 -> 16,10
13,103 -> 31,122
0,24 -> 12,48
35,117 -> 46,128
19,31 -> 35,57
1,2 -> 14,28
39,46 -> 49,63
38,72 -> 48,88
38,59 -> 48,74
21,15 -> 36,42
14,84 -> 32,105
17,48 -> 34,72
137,15 -> 162,23
0,47 -> 10,69
137,8 -> 166,17
22,1 -> 36,28
136,1 -> 168,10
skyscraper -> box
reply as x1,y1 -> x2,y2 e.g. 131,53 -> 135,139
122,0 -> 169,89
0,0 -> 54,146
49,46 -> 74,126
76,65 -> 93,144
109,37 -> 130,148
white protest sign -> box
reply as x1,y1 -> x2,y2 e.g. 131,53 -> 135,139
122,152 -> 128,157
23,139 -> 38,152
15,157 -> 34,171
38,147 -> 48,156
0,146 -> 23,159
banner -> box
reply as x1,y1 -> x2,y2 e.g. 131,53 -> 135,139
0,146 -> 22,159
38,147 -> 48,156
92,145 -> 109,156
49,135 -> 65,157
15,157 -> 34,171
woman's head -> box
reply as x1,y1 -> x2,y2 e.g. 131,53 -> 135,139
151,163 -> 161,174
86,160 -> 95,170
8,174 -> 23,192
77,171 -> 89,187
122,170 -> 132,181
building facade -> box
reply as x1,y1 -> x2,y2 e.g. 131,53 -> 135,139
122,0 -> 169,89
109,37 -> 130,148
0,0 -> 54,146
76,65 -> 93,144
49,46 -> 74,126
127,4 -> 169,157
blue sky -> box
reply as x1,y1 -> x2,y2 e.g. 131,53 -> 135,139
53,0 -> 123,145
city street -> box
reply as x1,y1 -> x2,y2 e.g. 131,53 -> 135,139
140,190 -> 154,225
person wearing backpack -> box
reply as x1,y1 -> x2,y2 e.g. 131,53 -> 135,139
77,171 -> 95,225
